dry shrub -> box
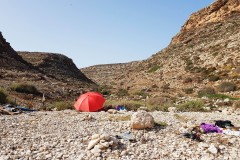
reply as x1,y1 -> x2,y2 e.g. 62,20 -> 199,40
147,96 -> 173,106
217,82 -> 237,92
183,77 -> 192,83
0,88 -> 8,104
183,88 -> 194,94
11,83 -> 40,95
198,87 -> 216,97
208,75 -> 220,82
48,101 -> 73,111
176,100 -> 205,112
146,96 -> 173,111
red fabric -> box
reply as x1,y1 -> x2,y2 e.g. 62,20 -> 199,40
74,92 -> 105,112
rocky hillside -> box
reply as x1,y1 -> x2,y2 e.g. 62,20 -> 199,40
82,0 -> 240,99
0,33 -> 95,108
18,52 -> 92,82
81,62 -> 138,84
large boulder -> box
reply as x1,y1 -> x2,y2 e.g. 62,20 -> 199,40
130,110 -> 154,129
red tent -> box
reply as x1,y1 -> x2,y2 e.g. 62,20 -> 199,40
74,92 -> 105,112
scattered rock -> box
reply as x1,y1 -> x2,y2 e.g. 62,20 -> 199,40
130,110 -> 154,129
107,109 -> 117,114
208,144 -> 218,154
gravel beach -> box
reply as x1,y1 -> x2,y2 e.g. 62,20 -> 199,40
1,110 -> 240,160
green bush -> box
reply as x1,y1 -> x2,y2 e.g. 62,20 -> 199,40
95,85 -> 111,95
176,100 -> 205,112
116,89 -> 129,97
198,87 -> 216,97
0,88 -> 8,104
217,82 -> 237,92
11,83 -> 40,94
148,66 -> 160,73
208,75 -> 220,82
48,101 -> 72,111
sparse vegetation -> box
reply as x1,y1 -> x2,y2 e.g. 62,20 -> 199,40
147,96 -> 173,106
217,82 -> 237,92
11,83 -> 40,94
105,99 -> 145,111
183,77 -> 192,83
95,85 -> 111,96
203,94 -> 240,100
175,100 -> 205,112
105,99 -> 170,111
154,121 -> 168,127
116,88 -> 129,97
198,87 -> 216,97
208,75 -> 220,81
133,90 -> 149,99
183,88 -> 194,94
148,66 -> 160,73
48,101 -> 73,111
0,88 -> 8,104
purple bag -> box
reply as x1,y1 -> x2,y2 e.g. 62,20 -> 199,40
200,123 -> 222,133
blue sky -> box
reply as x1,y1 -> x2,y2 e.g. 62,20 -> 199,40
0,0 -> 214,68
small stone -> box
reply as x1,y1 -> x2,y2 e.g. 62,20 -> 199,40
100,133 -> 110,141
91,134 -> 100,140
168,107 -> 177,113
208,144 -> 218,154
108,109 -> 117,114
94,144 -> 105,150
198,142 -> 208,148
56,153 -> 63,159
99,142 -> 109,148
219,145 -> 226,150
91,148 -> 101,154
45,153 -> 52,159
87,138 -> 101,150
120,150 -> 127,156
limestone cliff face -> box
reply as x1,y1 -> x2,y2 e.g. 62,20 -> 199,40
172,0 -> 240,44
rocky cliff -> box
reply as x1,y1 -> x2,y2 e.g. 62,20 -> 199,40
81,62 -> 138,84
172,0 -> 240,44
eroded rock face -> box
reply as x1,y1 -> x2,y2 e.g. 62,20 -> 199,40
172,0 -> 240,44
130,110 -> 154,129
